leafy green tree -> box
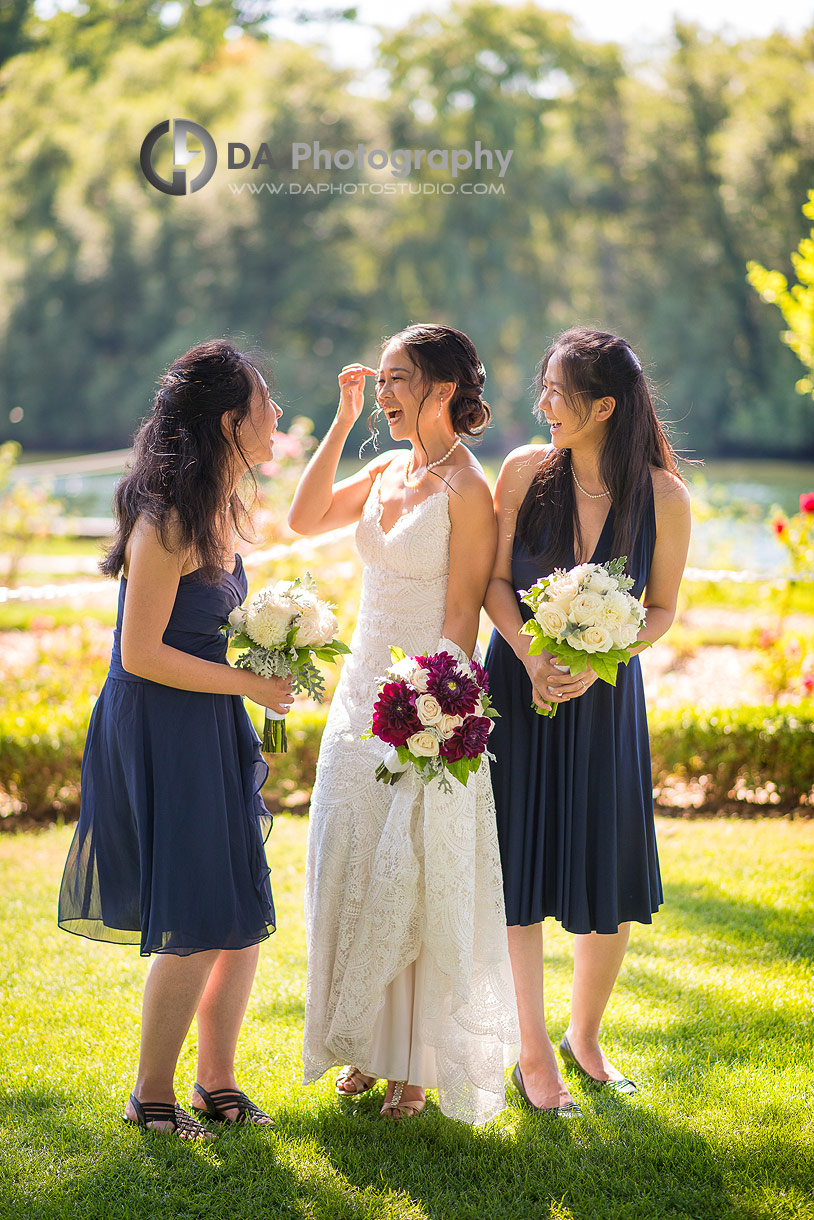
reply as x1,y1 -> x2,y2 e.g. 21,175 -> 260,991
747,190 -> 814,399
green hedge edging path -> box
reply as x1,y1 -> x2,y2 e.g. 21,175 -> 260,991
2,702 -> 813,824
0,817 -> 811,1220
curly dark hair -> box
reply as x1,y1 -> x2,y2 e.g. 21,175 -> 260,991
101,339 -> 268,585
517,326 -> 683,568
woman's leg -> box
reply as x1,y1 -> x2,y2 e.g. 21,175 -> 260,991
124,948 -> 220,1130
564,923 -> 631,1080
507,923 -> 575,1109
191,944 -> 272,1122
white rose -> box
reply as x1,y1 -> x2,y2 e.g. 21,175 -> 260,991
437,713 -> 464,738
578,624 -> 615,653
547,576 -> 579,602
412,665 -> 430,692
228,606 -> 246,632
613,623 -> 640,648
246,596 -> 294,648
407,729 -> 441,757
535,603 -> 569,638
415,693 -> 443,726
570,591 -> 604,625
293,602 -> 325,646
584,568 -> 616,594
571,563 -> 594,585
315,604 -> 339,644
597,600 -> 627,633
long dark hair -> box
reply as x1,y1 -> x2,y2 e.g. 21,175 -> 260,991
368,323 -> 490,467
516,327 -> 682,568
101,339 -> 267,584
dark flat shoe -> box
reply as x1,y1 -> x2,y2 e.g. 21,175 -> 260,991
124,1093 -> 215,1140
191,1083 -> 274,1126
559,1035 -> 638,1095
511,1064 -> 581,1116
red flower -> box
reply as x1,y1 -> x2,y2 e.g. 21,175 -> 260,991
800,492 -> 814,514
802,674 -> 814,695
372,681 -> 421,746
427,667 -> 480,716
773,517 -> 788,537
440,716 -> 492,761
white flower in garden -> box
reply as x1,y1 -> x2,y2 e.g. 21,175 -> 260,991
437,712 -> 464,738
407,729 -> 441,757
570,624 -> 614,652
416,693 -> 444,726
535,604 -> 569,638
246,592 -> 295,648
570,591 -> 604,625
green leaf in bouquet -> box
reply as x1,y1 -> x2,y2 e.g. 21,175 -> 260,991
329,640 -> 351,655
605,556 -> 628,578
551,643 -> 590,673
360,727 -> 373,740
390,646 -> 406,663
444,757 -> 470,786
588,651 -> 621,685
228,632 -> 254,650
396,745 -> 411,765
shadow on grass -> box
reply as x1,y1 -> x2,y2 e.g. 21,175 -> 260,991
277,1087 -> 742,1220
1,1079 -> 807,1220
662,880 -> 814,965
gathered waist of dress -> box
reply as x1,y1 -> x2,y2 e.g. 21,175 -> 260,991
108,629 -> 229,682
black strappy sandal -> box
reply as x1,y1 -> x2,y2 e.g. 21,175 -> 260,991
191,1082 -> 274,1126
124,1093 -> 215,1140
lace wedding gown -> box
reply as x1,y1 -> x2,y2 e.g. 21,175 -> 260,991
303,470 -> 519,1125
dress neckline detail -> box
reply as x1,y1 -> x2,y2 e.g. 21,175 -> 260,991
374,472 -> 449,538
573,505 -> 614,566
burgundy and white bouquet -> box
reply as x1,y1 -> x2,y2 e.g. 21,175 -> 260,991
519,556 -> 648,717
225,573 -> 349,751
363,645 -> 499,791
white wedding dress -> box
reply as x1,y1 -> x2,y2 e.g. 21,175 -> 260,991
303,470 -> 519,1125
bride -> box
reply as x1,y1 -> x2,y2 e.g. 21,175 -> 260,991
288,323 -> 518,1124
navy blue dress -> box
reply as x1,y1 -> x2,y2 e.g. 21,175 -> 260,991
58,555 -> 275,956
485,481 -> 662,935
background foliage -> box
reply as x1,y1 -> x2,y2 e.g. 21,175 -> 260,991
1,1 -> 813,457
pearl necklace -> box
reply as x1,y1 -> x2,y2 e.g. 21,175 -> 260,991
404,436 -> 461,488
572,468 -> 610,499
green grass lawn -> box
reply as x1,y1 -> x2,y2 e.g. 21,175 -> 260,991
0,817 -> 812,1220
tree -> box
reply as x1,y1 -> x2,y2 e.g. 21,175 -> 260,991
747,190 -> 814,401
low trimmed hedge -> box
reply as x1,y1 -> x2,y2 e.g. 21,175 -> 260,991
1,700 -> 812,826
649,702 -> 814,815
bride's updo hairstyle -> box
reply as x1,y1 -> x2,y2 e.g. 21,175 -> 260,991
102,339 -> 268,584
385,322 -> 490,440
517,326 -> 683,570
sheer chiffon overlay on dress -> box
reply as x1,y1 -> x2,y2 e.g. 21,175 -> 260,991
58,555 -> 275,956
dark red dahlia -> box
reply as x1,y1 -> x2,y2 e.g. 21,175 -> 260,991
427,666 -> 479,716
418,651 -> 459,680
441,716 -> 492,761
469,658 -> 489,694
372,681 -> 421,746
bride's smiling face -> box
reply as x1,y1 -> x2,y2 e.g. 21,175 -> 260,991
376,344 -> 426,441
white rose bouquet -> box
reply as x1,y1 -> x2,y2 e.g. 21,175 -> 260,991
519,556 -> 648,718
362,645 -> 499,792
224,573 -> 350,751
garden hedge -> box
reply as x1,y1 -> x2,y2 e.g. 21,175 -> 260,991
1,701 -> 811,826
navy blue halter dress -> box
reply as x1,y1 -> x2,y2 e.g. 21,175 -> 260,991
484,479 -> 662,935
58,555 -> 275,956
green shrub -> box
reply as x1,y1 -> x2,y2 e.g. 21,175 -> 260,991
0,700 -> 331,825
650,702 -> 814,815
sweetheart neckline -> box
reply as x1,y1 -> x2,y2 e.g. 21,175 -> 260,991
373,479 -> 450,539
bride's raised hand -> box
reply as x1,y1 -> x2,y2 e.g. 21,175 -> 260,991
337,363 -> 377,428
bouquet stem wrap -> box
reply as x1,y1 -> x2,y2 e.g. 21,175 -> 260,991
263,709 -> 288,753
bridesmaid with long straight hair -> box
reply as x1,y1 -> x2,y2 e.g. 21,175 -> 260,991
484,327 -> 691,1114
59,340 -> 292,1137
